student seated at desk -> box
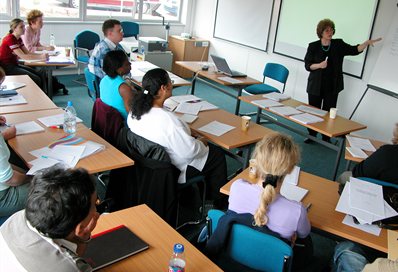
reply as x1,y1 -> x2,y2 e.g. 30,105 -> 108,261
0,166 -> 99,272
339,123 -> 398,185
0,18 -> 47,89
228,133 -> 312,269
100,50 -> 136,120
128,68 -> 227,208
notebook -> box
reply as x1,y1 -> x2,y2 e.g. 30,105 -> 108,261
211,55 -> 247,77
83,225 -> 149,271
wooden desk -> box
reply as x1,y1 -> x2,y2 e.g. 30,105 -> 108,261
240,94 -> 367,180
4,109 -> 134,174
186,109 -> 273,168
220,168 -> 388,253
94,204 -> 222,271
130,61 -> 190,88
0,75 -> 58,115
175,61 -> 261,115
22,47 -> 75,99
345,135 -> 386,164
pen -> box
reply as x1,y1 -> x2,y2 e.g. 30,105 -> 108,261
49,125 -> 63,129
306,203 -> 312,211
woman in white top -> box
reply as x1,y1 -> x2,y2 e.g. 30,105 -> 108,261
128,68 -> 227,208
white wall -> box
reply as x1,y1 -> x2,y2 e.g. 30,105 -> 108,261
191,0 -> 398,142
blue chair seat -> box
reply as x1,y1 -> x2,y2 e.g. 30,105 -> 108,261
244,83 -> 280,95
76,56 -> 90,63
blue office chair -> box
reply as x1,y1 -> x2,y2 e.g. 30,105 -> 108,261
244,63 -> 289,95
207,209 -> 293,272
121,21 -> 140,39
84,67 -> 100,100
73,30 -> 100,80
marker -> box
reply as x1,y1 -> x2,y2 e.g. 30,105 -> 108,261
306,203 -> 312,211
49,125 -> 63,129
325,56 -> 328,61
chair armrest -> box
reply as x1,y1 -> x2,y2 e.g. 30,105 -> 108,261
75,47 -> 91,57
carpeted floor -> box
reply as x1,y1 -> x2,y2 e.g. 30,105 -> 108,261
53,73 -> 350,271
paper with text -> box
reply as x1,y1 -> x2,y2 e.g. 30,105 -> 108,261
0,94 -> 27,106
346,146 -> 368,159
349,177 -> 384,218
198,121 -> 235,136
346,135 -> 376,152
175,102 -> 201,115
252,99 -> 283,108
15,121 -> 45,135
342,215 -> 381,236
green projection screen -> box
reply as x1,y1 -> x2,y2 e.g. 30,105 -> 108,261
273,0 -> 379,78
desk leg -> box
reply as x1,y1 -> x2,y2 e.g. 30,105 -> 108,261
46,69 -> 53,100
255,108 -> 261,124
332,138 -> 345,181
234,87 -> 243,115
191,72 -> 196,95
345,160 -> 352,171
241,145 -> 252,169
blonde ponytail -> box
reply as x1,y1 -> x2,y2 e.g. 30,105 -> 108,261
254,184 -> 276,226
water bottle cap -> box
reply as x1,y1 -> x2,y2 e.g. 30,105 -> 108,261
67,101 -> 73,107
173,243 -> 184,253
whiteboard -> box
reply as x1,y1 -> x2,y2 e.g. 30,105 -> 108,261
273,0 -> 379,78
368,11 -> 398,96
213,0 -> 274,51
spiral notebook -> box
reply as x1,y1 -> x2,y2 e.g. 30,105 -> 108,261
83,225 -> 149,271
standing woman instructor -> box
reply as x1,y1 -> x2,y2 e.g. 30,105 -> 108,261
304,19 -> 381,142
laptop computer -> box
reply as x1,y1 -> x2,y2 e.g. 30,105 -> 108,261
211,55 -> 247,77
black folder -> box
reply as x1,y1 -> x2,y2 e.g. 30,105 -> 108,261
83,225 -> 149,270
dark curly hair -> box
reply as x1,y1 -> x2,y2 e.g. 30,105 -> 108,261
316,19 -> 335,39
103,50 -> 129,78
129,68 -> 170,120
25,166 -> 96,239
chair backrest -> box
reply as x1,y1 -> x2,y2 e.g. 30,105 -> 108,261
91,98 -> 124,146
208,209 -> 293,272
263,63 -> 289,93
121,21 -> 140,39
73,30 -> 100,62
84,67 -> 100,99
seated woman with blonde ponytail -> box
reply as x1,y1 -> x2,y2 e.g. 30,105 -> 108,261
228,132 -> 312,269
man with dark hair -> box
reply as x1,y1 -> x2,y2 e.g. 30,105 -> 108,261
88,19 -> 125,78
0,166 -> 99,272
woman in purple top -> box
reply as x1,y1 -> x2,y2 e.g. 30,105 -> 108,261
228,132 -> 312,269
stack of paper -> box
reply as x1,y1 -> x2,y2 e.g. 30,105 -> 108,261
296,105 -> 328,116
336,177 -> 398,227
346,146 -> 368,159
46,56 -> 74,64
198,121 -> 235,136
175,102 -> 201,115
269,106 -> 302,116
218,76 -> 243,84
290,113 -> 324,124
37,114 -> 83,127
280,182 -> 308,202
0,94 -> 27,106
15,121 -> 45,135
346,135 -> 376,152
252,99 -> 283,108
263,92 -> 291,101
170,95 -> 201,104
179,114 -> 198,124
283,166 -> 300,186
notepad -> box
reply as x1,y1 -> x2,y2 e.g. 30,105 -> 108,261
346,135 -> 376,152
269,106 -> 302,116
175,102 -> 201,115
0,94 -> 27,106
252,99 -> 283,108
280,182 -> 308,202
290,113 -> 324,124
83,225 -> 149,271
37,114 -> 83,127
346,146 -> 368,159
263,92 -> 291,101
296,105 -> 328,117
15,121 -> 45,135
218,76 -> 243,84
198,121 -> 235,136
46,56 -> 74,64
170,95 -> 201,104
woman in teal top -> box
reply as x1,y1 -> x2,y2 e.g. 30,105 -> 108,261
100,50 -> 135,120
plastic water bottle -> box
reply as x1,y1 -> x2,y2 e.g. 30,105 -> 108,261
140,45 -> 145,55
168,243 -> 186,272
50,34 -> 55,47
64,101 -> 77,134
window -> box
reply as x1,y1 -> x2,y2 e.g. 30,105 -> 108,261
1,0 -> 11,17
19,0 -> 80,19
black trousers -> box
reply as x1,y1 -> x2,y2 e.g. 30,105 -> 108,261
3,64 -> 44,90
307,92 -> 338,140
186,144 -> 227,209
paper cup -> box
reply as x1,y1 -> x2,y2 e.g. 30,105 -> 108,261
65,47 -> 71,57
248,159 -> 257,179
241,116 -> 251,132
329,108 -> 338,119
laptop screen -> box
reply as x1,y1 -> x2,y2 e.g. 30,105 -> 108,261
211,55 -> 233,75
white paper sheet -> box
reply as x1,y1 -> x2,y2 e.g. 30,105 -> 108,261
15,121 -> 45,135
50,145 -> 86,167
290,113 -> 324,124
80,141 -> 105,158
195,101 -> 218,111
0,82 -> 26,91
37,114 -> 83,127
280,181 -> 308,202
283,166 -> 300,185
269,106 -> 302,116
346,135 -> 376,152
262,92 -> 291,101
175,102 -> 201,115
198,121 -> 235,136
296,105 -> 328,117
346,146 -> 368,159
163,98 -> 179,111
27,157 -> 63,175
349,177 -> 385,217
0,94 -> 27,106
179,114 -> 198,124
342,215 -> 382,236
252,99 -> 283,108
170,95 -> 201,104
218,76 -> 243,84
46,56 -> 74,64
